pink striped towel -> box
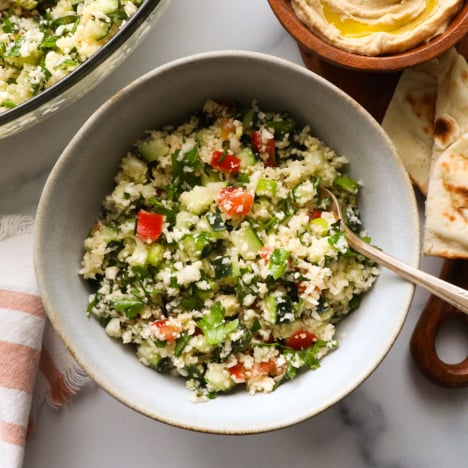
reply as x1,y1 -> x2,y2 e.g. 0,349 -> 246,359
0,215 -> 90,468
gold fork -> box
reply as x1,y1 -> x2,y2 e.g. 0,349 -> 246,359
322,187 -> 468,315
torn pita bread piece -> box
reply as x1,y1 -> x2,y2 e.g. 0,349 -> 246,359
432,48 -> 468,156
382,59 -> 438,195
423,49 -> 468,259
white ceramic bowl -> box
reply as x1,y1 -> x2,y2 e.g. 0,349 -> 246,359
0,0 -> 171,139
35,50 -> 419,434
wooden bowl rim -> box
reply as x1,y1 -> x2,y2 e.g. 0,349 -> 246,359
268,0 -> 468,72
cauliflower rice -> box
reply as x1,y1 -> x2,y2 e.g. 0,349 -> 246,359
0,0 -> 142,112
80,99 -> 379,400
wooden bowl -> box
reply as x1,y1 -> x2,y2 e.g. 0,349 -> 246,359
268,0 -> 468,72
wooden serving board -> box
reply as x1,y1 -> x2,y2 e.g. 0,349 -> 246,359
300,48 -> 400,122
299,38 -> 468,387
300,39 -> 468,122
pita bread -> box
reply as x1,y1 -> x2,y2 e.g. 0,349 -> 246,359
382,59 -> 438,195
423,48 -> 468,259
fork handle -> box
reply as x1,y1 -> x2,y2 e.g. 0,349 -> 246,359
346,233 -> 468,315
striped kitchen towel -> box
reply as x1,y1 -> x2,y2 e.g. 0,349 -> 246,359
0,215 -> 90,468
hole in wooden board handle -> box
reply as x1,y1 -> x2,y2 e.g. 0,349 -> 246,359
410,260 -> 468,387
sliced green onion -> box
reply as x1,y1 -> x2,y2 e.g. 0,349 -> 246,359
334,176 -> 359,194
309,217 -> 328,236
147,244 -> 164,266
255,178 -> 277,197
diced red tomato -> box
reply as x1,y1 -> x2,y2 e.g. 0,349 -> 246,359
150,319 -> 180,342
263,154 -> 276,168
228,362 -> 247,383
210,150 -> 241,173
296,282 -> 320,296
156,187 -> 166,197
260,246 -> 293,268
251,130 -> 275,165
230,358 -> 284,382
217,187 -> 254,216
259,246 -> 273,263
296,282 -> 307,294
285,330 -> 316,350
136,210 -> 164,241
251,131 -> 263,152
251,359 -> 278,378
308,209 -> 322,220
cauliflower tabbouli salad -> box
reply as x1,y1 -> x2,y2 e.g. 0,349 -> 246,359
80,99 -> 379,400
0,0 -> 143,112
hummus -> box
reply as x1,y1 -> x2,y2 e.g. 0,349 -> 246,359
291,0 -> 464,56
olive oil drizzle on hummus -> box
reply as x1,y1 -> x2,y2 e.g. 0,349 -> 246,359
321,0 -> 439,37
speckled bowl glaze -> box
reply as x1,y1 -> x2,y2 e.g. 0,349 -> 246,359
34,51 -> 419,434
0,0 -> 171,139
268,0 -> 468,72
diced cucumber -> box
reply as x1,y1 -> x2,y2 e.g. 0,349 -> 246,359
121,154 -> 147,183
266,117 -> 296,138
230,224 -> 263,260
86,17 -> 112,41
179,182 -> 226,215
96,0 -> 119,14
181,233 -> 214,259
200,166 -> 222,185
328,230 -> 349,255
237,147 -> 256,168
255,178 -> 277,197
196,128 -> 214,146
147,244 -> 164,266
127,239 -> 148,266
194,279 -> 215,300
275,295 -> 294,324
213,255 -> 240,279
205,363 -> 235,392
137,340 -> 163,369
175,210 -> 198,230
263,295 -> 294,324
263,295 -> 277,324
137,136 -> 169,162
206,209 -> 226,232
100,225 -> 120,244
292,179 -> 316,206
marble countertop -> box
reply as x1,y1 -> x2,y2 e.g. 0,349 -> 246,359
1,1 -> 467,467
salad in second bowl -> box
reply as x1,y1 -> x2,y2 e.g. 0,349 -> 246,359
80,99 -> 378,401
0,0 -> 144,113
